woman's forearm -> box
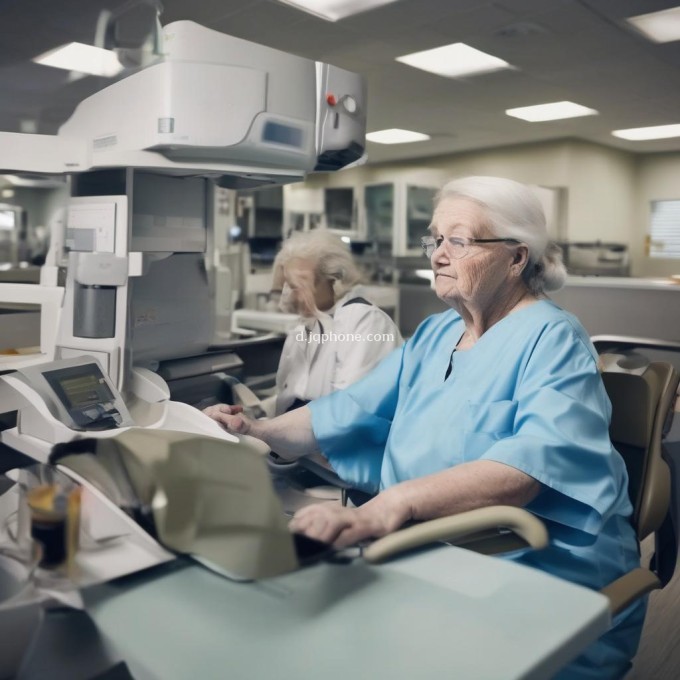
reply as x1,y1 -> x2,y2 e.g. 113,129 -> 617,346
290,460 -> 542,548
381,460 -> 542,524
250,406 -> 320,459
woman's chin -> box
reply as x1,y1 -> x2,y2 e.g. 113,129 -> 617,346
440,294 -> 465,312
435,281 -> 458,302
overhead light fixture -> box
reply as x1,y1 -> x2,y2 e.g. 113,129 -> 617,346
33,42 -> 123,77
626,6 -> 680,43
276,0 -> 399,22
396,43 -> 512,78
612,124 -> 680,141
366,129 -> 431,144
505,101 -> 598,122
1,189 -> 15,199
1,174 -> 67,188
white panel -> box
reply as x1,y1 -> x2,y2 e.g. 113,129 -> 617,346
67,203 -> 116,253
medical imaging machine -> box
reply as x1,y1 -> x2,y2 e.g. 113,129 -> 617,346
0,20 -> 615,679
0,19 -> 366,463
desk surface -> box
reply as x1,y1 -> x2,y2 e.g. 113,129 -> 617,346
84,544 -> 610,680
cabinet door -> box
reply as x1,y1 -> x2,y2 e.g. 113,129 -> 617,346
365,183 -> 394,255
406,185 -> 436,253
324,187 -> 355,231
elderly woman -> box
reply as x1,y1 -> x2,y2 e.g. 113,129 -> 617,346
208,177 -> 642,679
209,229 -> 401,418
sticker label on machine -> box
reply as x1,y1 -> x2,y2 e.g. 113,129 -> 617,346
66,203 -> 116,253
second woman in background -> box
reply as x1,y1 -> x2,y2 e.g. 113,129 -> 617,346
205,229 -> 402,419
270,230 -> 402,415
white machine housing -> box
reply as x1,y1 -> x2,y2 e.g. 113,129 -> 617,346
0,21 -> 366,181
0,18 -> 366,450
0,19 -> 367,383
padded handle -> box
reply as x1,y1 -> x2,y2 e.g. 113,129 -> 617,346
230,382 -> 264,410
601,567 -> 661,616
363,506 -> 549,565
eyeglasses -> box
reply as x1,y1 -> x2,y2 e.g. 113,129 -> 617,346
421,235 -> 521,259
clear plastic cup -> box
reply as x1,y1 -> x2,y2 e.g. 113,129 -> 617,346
14,464 -> 82,579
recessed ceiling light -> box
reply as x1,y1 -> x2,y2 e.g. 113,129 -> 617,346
396,43 -> 512,78
33,42 -> 123,77
626,6 -> 680,43
276,0 -> 399,22
366,129 -> 431,144
612,124 -> 680,141
505,101 -> 598,122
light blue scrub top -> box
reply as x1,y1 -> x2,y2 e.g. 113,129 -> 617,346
309,300 -> 643,679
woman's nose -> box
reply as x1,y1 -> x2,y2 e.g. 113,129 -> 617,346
432,244 -> 449,265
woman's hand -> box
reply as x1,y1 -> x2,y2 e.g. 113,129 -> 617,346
202,404 -> 254,435
289,490 -> 411,548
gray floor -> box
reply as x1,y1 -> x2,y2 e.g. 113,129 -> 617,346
627,536 -> 680,679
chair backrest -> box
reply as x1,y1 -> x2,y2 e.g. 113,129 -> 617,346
602,361 -> 679,585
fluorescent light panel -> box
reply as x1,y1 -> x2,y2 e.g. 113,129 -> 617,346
626,6 -> 680,43
33,42 -> 123,77
505,101 -> 598,122
396,42 -> 512,78
612,124 -> 680,141
276,0 -> 399,22
366,129 -> 430,144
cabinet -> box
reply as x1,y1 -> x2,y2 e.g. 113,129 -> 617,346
363,181 -> 437,257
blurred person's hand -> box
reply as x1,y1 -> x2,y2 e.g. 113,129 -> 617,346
202,403 -> 253,435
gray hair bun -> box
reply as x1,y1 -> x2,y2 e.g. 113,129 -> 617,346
525,242 -> 567,294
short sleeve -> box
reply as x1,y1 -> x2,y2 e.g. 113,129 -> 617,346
479,321 -> 631,536
331,305 -> 402,391
308,346 -> 404,492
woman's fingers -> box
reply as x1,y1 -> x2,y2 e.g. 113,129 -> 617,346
202,404 -> 251,434
289,504 -> 377,547
217,413 -> 251,434
203,403 -> 243,416
202,404 -> 244,417
291,499 -> 402,549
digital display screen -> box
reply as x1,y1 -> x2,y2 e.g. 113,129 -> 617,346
262,122 -> 303,148
43,364 -> 115,410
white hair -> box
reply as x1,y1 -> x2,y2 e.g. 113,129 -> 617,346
436,176 -> 567,294
275,229 -> 363,298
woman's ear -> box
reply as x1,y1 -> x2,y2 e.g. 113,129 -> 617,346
511,245 -> 530,277
513,245 -> 529,267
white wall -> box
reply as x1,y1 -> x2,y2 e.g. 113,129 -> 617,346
561,142 -> 636,245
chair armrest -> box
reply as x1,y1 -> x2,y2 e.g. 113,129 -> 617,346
601,568 -> 661,616
363,506 -> 549,565
592,335 -> 680,354
296,455 -> 354,490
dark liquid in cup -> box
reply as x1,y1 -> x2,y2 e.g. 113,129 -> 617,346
31,515 -> 67,567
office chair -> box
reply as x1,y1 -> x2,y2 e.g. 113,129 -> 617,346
363,359 -> 680,621
598,361 -> 679,615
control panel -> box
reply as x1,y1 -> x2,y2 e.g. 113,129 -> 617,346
15,356 -> 134,431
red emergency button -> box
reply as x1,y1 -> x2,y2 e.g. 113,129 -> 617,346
326,93 -> 337,106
